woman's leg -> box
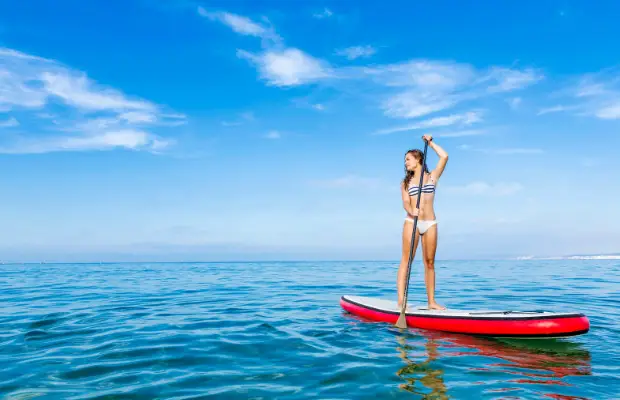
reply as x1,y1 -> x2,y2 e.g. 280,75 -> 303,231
397,220 -> 420,308
421,223 -> 445,310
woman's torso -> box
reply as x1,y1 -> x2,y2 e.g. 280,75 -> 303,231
407,172 -> 437,220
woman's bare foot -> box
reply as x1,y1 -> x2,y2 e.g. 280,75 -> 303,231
428,302 -> 446,310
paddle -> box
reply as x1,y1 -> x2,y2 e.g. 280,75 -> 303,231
395,138 -> 429,329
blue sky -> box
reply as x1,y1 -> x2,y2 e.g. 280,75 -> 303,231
1,0 -> 619,262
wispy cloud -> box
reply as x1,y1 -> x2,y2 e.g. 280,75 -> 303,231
36,113 -> 56,119
221,111 -> 254,126
264,130 -> 281,139
444,181 -> 524,196
0,117 -> 19,127
483,67 -> 544,93
290,95 -> 328,111
360,60 -> 543,119
313,8 -> 333,19
537,105 -> 572,115
0,130 -> 171,155
458,144 -> 544,154
362,60 -> 476,89
434,129 -> 487,138
197,7 -> 281,44
596,103 -> 620,119
507,97 -> 522,110
373,110 -> 483,135
0,46 -> 183,154
309,174 -> 383,189
40,72 -> 156,112
335,45 -> 376,60
540,69 -> 620,120
381,91 -> 459,119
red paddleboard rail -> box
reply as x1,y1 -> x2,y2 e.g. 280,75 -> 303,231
340,296 -> 590,338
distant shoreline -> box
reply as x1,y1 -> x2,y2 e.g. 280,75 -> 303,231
514,254 -> 620,260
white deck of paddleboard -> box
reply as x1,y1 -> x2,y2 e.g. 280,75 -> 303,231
342,295 -> 577,318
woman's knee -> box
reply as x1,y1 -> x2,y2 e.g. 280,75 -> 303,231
424,258 -> 435,269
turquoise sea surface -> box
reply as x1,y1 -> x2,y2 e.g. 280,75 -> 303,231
1,260 -> 618,399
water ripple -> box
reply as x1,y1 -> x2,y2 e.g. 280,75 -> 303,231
0,260 -> 618,398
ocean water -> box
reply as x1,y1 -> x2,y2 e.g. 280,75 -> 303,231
0,260 -> 618,399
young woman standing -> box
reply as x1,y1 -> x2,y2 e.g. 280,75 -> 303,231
397,134 -> 449,310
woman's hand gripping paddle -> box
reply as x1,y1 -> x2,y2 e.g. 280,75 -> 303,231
395,138 -> 429,329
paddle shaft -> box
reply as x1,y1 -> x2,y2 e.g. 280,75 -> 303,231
397,139 -> 429,325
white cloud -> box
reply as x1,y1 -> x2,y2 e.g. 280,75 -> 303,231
421,111 -> 483,127
118,111 -> 158,124
458,144 -> 544,154
0,46 -> 182,154
483,67 -> 544,93
65,130 -> 166,151
0,117 -> 19,127
542,69 -> 620,120
264,130 -> 281,139
0,69 -> 48,108
313,8 -> 333,19
336,45 -> 376,60
237,48 -> 331,87
575,80 -> 607,98
362,60 -> 476,89
40,72 -> 155,112
204,11 -> 265,36
537,105 -> 571,115
507,97 -> 522,110
222,111 -> 254,126
310,174 -> 383,189
373,110 -> 483,135
594,102 -> 620,119
0,48 -> 46,61
360,60 -> 542,119
0,130 -> 170,154
380,91 -> 459,119
444,181 -> 523,196
36,113 -> 56,119
434,129 -> 486,138
197,7 -> 280,44
290,95 -> 328,111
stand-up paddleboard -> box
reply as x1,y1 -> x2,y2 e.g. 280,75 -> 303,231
340,295 -> 589,338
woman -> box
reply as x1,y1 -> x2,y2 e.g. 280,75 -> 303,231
397,134 -> 448,311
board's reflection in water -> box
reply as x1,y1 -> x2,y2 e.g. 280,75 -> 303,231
394,329 -> 591,399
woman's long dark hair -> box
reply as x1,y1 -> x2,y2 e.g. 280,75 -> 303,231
402,149 -> 429,189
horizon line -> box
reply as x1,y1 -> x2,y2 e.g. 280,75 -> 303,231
2,255 -> 619,265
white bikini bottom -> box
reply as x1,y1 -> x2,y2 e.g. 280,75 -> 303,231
404,218 -> 437,235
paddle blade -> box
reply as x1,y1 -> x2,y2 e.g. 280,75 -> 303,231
394,311 -> 408,329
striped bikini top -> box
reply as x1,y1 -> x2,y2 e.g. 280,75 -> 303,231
408,174 -> 436,196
